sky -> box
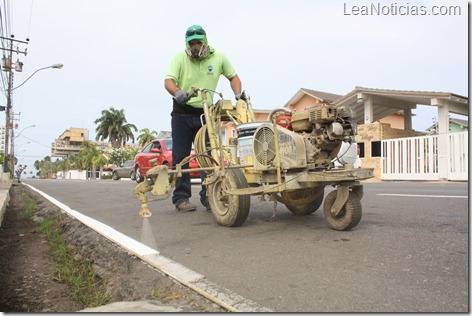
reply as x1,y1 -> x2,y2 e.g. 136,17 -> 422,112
2,0 -> 468,175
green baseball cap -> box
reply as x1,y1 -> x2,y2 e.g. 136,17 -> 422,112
185,25 -> 206,42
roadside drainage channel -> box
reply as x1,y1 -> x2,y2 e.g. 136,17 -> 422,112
25,184 -> 272,312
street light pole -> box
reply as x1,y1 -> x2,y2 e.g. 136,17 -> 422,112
10,125 -> 35,178
1,35 -> 27,179
12,64 -> 64,91
2,63 -> 63,178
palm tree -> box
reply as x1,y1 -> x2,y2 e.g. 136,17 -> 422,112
33,160 -> 40,171
54,158 -> 71,179
34,157 -> 52,178
79,141 -> 108,179
94,107 -> 137,148
137,128 -> 158,147
59,154 -> 82,178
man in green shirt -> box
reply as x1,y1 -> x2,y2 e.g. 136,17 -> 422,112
165,24 -> 244,212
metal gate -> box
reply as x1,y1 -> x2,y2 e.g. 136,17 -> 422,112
381,132 -> 468,181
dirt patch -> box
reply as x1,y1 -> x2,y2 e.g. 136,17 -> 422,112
0,183 -> 225,312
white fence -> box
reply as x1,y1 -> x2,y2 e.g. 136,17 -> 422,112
57,170 -> 87,180
381,131 -> 468,181
447,132 -> 468,181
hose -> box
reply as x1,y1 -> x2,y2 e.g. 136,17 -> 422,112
194,125 -> 215,168
268,108 -> 293,122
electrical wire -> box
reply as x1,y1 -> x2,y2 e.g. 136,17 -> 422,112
0,3 -> 8,95
26,0 -> 33,38
3,0 -> 10,39
16,134 -> 51,148
1,0 -> 33,111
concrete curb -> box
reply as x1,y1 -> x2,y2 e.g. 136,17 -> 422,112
24,183 -> 272,312
79,300 -> 183,312
0,181 -> 12,228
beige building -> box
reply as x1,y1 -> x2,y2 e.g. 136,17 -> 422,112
51,127 -> 111,158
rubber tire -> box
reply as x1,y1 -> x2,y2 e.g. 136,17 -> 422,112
323,190 -> 362,231
130,171 -> 136,181
282,188 -> 324,215
208,169 -> 250,227
135,166 -> 144,183
112,171 -> 120,181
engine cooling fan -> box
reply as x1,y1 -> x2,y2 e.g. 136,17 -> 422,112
253,126 -> 276,166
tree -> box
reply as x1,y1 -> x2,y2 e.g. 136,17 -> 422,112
78,141 -> 108,179
54,158 -> 71,178
108,147 -> 137,166
33,156 -> 53,178
33,160 -> 40,172
137,128 -> 158,148
94,107 -> 137,148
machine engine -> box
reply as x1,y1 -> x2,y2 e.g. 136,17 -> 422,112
252,103 -> 358,170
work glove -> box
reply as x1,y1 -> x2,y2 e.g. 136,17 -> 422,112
174,89 -> 189,104
235,90 -> 249,102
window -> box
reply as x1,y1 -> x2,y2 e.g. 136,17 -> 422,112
357,142 -> 365,158
371,141 -> 381,157
164,139 -> 173,150
151,141 -> 162,151
142,142 -> 153,153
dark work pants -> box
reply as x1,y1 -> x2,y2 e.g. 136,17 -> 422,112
171,115 -> 207,206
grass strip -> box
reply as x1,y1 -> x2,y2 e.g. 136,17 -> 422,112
20,193 -> 111,307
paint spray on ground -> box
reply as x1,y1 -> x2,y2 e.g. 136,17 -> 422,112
140,217 -> 158,250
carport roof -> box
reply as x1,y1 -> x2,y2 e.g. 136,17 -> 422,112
334,86 -> 468,124
335,86 -> 467,106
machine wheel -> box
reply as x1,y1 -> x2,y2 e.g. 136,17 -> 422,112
282,188 -> 324,215
130,171 -> 136,181
112,171 -> 120,181
135,166 -> 144,183
208,169 -> 250,227
323,190 -> 362,231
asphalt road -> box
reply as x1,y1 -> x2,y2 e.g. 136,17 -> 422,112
23,178 -> 469,312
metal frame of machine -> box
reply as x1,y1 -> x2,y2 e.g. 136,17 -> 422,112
134,88 -> 374,231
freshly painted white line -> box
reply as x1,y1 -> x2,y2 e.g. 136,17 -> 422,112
25,184 -> 158,256
378,193 -> 467,198
25,183 -> 271,312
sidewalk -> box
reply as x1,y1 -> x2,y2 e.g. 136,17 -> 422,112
0,179 -> 12,228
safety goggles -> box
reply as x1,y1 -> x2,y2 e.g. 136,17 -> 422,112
186,29 -> 206,37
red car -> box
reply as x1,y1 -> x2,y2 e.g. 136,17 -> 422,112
134,139 -> 200,183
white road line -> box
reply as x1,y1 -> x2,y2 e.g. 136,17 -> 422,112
24,183 -> 271,312
378,193 -> 467,198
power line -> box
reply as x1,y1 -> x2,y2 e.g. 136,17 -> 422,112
26,0 -> 33,38
4,0 -> 9,39
17,134 -> 51,149
0,4 -> 8,94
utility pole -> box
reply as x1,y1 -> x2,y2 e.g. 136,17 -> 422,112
9,112 -> 20,178
0,35 -> 28,178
